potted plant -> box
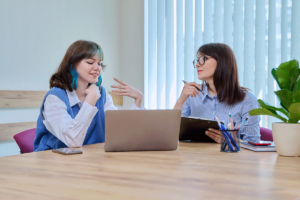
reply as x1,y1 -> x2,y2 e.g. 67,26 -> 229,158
249,59 -> 300,157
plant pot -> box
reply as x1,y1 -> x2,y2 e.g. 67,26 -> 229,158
272,123 -> 300,157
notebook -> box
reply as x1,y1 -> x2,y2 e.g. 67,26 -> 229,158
240,141 -> 276,152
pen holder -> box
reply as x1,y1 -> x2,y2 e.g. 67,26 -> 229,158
220,129 -> 240,153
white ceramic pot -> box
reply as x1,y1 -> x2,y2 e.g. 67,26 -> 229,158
272,123 -> 300,157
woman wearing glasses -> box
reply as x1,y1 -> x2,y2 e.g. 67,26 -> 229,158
34,40 -> 143,151
174,43 -> 260,143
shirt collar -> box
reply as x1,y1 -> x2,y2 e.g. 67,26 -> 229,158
66,89 -> 82,107
201,85 -> 216,102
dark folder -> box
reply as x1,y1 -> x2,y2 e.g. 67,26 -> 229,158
179,117 -> 220,142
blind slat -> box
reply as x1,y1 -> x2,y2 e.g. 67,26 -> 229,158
291,0 -> 300,62
223,0 -> 233,48
268,0 -> 276,127
166,0 -> 176,109
184,0 -> 194,82
148,0 -> 157,109
144,0 -> 148,108
203,0 -> 213,44
176,0 -> 184,99
233,0 -> 244,86
244,0 -> 254,92
157,0 -> 166,109
194,0 -> 203,83
255,0 -> 266,98
214,0 -> 223,43
255,0 -> 266,126
281,0 -> 288,63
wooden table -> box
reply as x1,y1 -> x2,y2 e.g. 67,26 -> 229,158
0,142 -> 299,200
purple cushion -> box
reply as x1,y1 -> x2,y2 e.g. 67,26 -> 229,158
260,127 -> 273,142
13,128 -> 36,153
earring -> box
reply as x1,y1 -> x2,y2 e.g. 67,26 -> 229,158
69,64 -> 78,89
96,74 -> 102,87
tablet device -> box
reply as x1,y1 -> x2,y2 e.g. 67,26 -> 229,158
179,117 -> 220,142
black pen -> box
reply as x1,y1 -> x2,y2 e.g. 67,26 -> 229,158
182,80 -> 204,95
221,141 -> 227,150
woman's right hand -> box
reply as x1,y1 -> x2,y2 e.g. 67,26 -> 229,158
179,82 -> 200,101
174,82 -> 200,109
85,84 -> 101,106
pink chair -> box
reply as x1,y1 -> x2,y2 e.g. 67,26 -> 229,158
260,127 -> 273,142
13,128 -> 36,153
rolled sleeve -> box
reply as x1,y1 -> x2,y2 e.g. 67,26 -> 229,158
181,98 -> 191,117
240,93 -> 261,142
75,101 -> 98,124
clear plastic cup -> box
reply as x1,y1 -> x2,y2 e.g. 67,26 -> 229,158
220,129 -> 240,152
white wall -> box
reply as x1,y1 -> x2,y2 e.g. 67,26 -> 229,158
119,0 -> 144,109
0,0 -> 144,156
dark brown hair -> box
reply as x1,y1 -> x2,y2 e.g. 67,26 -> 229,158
197,43 -> 247,105
50,40 -> 106,91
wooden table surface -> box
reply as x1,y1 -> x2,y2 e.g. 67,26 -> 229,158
0,142 -> 299,200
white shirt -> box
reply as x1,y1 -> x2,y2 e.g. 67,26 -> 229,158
42,89 -> 144,148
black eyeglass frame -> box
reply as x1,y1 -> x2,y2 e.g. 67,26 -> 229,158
193,55 -> 211,68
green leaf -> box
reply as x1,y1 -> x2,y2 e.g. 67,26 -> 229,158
289,113 -> 300,123
271,68 -> 280,88
274,89 -> 294,111
291,67 -> 300,90
292,91 -> 300,103
257,99 -> 289,118
257,99 -> 277,114
276,60 -> 298,90
288,103 -> 300,123
294,79 -> 300,92
249,108 -> 287,122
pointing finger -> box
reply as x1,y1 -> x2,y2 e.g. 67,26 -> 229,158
114,77 -> 128,86
111,85 -> 125,89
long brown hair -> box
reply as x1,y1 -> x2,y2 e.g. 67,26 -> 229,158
198,43 -> 247,105
49,40 -> 106,91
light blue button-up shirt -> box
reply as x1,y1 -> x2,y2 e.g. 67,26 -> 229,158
181,86 -> 261,142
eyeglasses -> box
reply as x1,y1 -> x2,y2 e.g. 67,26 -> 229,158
193,55 -> 210,68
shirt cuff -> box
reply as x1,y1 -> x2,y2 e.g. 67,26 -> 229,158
130,103 -> 146,110
75,101 -> 98,124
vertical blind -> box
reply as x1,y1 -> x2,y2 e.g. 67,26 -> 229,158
144,0 -> 300,128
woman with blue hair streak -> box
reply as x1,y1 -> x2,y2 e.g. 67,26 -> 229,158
34,40 -> 144,151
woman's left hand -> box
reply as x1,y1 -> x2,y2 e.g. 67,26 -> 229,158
205,128 -> 222,144
111,77 -> 143,107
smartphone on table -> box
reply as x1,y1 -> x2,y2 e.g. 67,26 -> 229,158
52,148 -> 83,155
248,141 -> 272,146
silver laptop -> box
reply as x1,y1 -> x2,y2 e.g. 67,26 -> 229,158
104,110 -> 181,152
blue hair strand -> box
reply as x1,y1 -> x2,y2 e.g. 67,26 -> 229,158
96,75 -> 102,87
69,64 -> 78,89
